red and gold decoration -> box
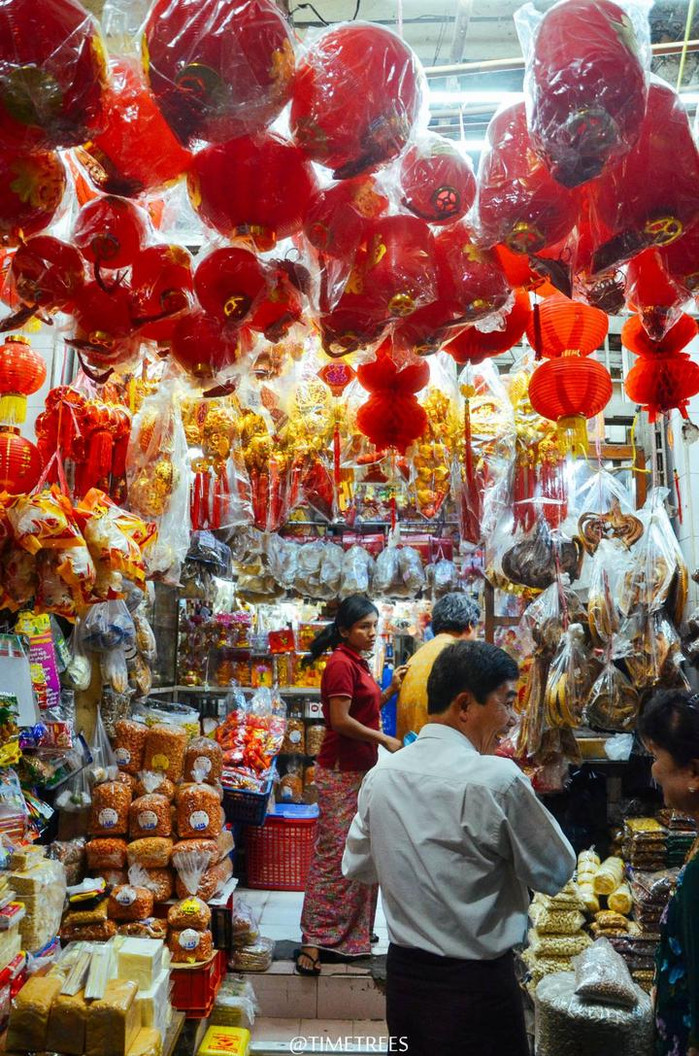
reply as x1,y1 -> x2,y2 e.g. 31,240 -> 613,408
0,335 -> 46,425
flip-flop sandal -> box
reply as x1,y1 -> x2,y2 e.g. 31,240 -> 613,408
295,948 -> 321,976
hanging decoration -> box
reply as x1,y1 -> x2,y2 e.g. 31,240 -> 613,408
623,310 -> 699,421
528,355 -> 613,452
0,335 -> 47,426
525,293 -> 608,358
356,349 -> 430,453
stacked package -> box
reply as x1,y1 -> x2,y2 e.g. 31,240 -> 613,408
619,867 -> 679,992
622,818 -> 667,871
523,882 -> 590,993
10,847 -> 66,954
657,809 -> 697,867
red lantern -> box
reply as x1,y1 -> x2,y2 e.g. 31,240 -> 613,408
71,282 -> 139,367
357,215 -> 438,318
0,335 -> 46,425
398,135 -> 476,225
290,23 -> 422,178
143,0 -> 295,145
524,0 -> 647,187
194,248 -> 266,327
0,430 -> 43,492
435,224 -> 512,323
0,0 -> 107,151
658,222 -> 699,294
73,196 -> 148,270
76,58 -> 192,197
318,286 -> 390,358
477,102 -> 579,253
528,355 -> 612,450
356,350 -> 429,452
444,288 -> 531,364
0,150 -> 66,246
621,312 -> 698,358
131,244 -> 194,342
170,309 -> 244,379
188,132 -> 316,252
9,236 -> 84,314
525,293 -> 608,358
248,261 -> 306,343
625,353 -> 699,421
303,176 -> 388,260
625,248 -> 689,342
392,302 -> 465,358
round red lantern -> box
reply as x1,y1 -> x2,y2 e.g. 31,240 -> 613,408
356,349 -> 429,452
0,430 -> 43,492
621,312 -> 698,358
0,335 -> 46,426
659,221 -> 699,295
194,247 -> 266,327
188,132 -> 316,252
625,353 -> 699,421
435,224 -> 511,323
143,0 -> 295,146
303,176 -> 388,260
73,196 -> 147,270
398,135 -> 476,226
71,281 -> 139,367
248,262 -> 305,344
131,243 -> 194,342
528,355 -> 612,450
625,248 -> 688,342
525,0 -> 647,187
76,58 -> 192,197
290,23 -> 423,178
525,293 -> 608,358
318,285 -> 390,358
444,288 -> 531,364
0,150 -> 66,246
10,236 -> 84,313
477,102 -> 579,254
392,301 -> 465,358
170,309 -> 244,379
358,215 -> 438,318
0,0 -> 107,152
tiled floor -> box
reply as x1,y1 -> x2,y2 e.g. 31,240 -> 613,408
240,888 -> 390,955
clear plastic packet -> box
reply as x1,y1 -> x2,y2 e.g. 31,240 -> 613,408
618,611 -> 686,694
230,937 -> 274,972
90,708 -> 118,778
573,937 -> 638,1008
231,900 -> 261,948
171,847 -> 214,896
135,772 -> 176,801
339,545 -> 374,598
543,623 -> 594,729
63,618 -> 93,692
426,558 -> 458,598
127,863 -> 173,903
584,661 -> 639,733
587,540 -> 635,645
619,487 -> 688,625
522,575 -> 586,657
83,601 -> 135,653
184,737 -> 224,785
132,609 -> 157,664
501,518 -> 583,592
374,542 -> 401,597
100,649 -> 129,695
186,531 -> 232,576
168,896 -> 211,932
398,546 -> 426,596
319,543 -> 344,597
211,974 -> 258,1029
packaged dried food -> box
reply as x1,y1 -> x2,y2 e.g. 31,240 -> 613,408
168,896 -> 211,931
172,837 -> 219,862
183,737 -> 223,785
176,783 -> 223,839
231,900 -> 260,948
63,899 -> 109,927
129,794 -> 171,839
114,771 -> 138,794
134,771 -> 176,801
572,938 -> 638,1009
282,718 -> 305,755
107,885 -> 154,922
89,781 -> 131,837
142,724 -> 188,782
172,846 -> 214,897
578,850 -> 601,871
530,906 -> 585,935
175,857 -> 232,901
528,928 -> 592,959
6,972 -> 63,1051
117,918 -> 168,940
210,975 -> 258,1029
46,989 -> 88,1055
542,623 -> 594,730
60,919 -> 118,943
585,662 -> 639,733
536,972 -> 653,1055
127,837 -> 173,869
217,827 -> 235,861
305,724 -> 325,757
114,720 -> 148,775
128,864 -> 174,903
86,838 -> 129,870
169,926 -> 214,965
85,979 -> 140,1056
230,936 -> 274,972
577,885 -> 600,915
595,910 -> 630,931
608,883 -> 633,916
96,869 -> 128,887
593,857 -> 625,896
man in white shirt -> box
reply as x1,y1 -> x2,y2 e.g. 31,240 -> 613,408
342,640 -> 576,1056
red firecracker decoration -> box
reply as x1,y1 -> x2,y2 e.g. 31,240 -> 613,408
524,0 -> 647,187
623,310 -> 699,421
131,243 -> 194,342
303,176 -> 388,260
73,196 -> 148,270
0,0 -> 107,151
144,0 -> 295,145
356,349 -> 429,452
188,132 -> 316,252
358,215 -> 437,318
526,293 -> 608,358
398,135 -> 476,225
445,288 -> 531,364
0,335 -> 46,426
0,430 -> 43,493
290,23 -> 422,178
0,150 -> 66,246
435,224 -> 512,323
624,248 -> 689,342
528,354 -> 612,451
76,58 -> 192,197
9,236 -> 84,314
170,309 -> 244,380
194,248 -> 266,327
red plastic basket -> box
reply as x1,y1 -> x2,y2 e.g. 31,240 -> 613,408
170,949 -> 226,1017
245,814 -> 318,890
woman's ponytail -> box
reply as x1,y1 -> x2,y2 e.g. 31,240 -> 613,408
301,594 -> 378,667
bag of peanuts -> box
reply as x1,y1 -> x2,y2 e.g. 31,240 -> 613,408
129,794 -> 172,839
176,784 -> 223,839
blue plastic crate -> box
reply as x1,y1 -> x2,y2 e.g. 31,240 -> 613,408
222,761 -> 276,826
267,802 -> 319,820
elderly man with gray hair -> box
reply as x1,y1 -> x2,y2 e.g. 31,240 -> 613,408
396,592 -> 481,741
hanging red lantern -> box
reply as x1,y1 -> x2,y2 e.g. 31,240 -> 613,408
248,261 -> 306,343
444,288 -> 531,364
188,132 -> 316,252
477,102 -> 579,253
357,215 -> 438,318
0,150 -> 66,247
194,248 -> 266,327
523,0 -> 647,188
0,335 -> 47,426
76,58 -> 192,197
70,281 -> 139,368
290,23 -> 422,178
625,353 -> 699,421
398,135 -> 476,225
392,300 -> 465,358
131,243 -> 194,342
9,236 -> 84,314
170,309 -> 245,380
303,176 -> 388,260
73,196 -> 148,271
528,355 -> 612,450
525,293 -> 608,358
317,285 -> 390,359
0,0 -> 107,152
0,430 -> 43,493
658,222 -> 699,295
356,349 -> 430,452
625,248 -> 689,342
435,224 -> 512,323
621,312 -> 698,358
143,0 -> 295,145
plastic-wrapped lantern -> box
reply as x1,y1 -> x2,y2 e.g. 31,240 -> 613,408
318,285 -> 391,358
9,236 -> 84,314
0,430 -> 43,492
0,150 -> 66,246
625,352 -> 699,421
359,215 -> 438,318
131,244 -> 194,343
435,223 -> 512,323
0,336 -> 47,426
188,132 -> 316,252
392,300 -> 465,358
0,0 -> 107,152
398,135 -> 476,225
659,222 -> 699,295
290,23 -> 423,178
444,288 -> 531,365
528,355 -> 613,451
76,58 -> 192,197
249,261 -> 307,343
625,248 -> 689,342
70,281 -> 139,368
73,196 -> 148,270
143,0 -> 295,146
621,312 -> 698,358
521,0 -> 648,187
194,247 -> 266,327
303,176 -> 388,260
525,293 -> 608,358
356,349 -> 429,452
170,309 -> 244,380
477,102 -> 579,254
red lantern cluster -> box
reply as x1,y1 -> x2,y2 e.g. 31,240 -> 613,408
623,312 -> 699,421
356,349 -> 430,453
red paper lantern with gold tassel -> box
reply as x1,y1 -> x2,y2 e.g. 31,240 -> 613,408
0,429 -> 43,492
528,355 -> 612,452
0,336 -> 46,426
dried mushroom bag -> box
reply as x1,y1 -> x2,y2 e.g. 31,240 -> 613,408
619,487 -> 688,621
584,661 -> 638,733
543,623 -> 593,730
319,543 -> 344,596
373,544 -> 402,596
572,937 -> 638,1009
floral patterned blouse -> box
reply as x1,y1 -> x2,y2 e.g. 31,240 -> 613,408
655,852 -> 699,1055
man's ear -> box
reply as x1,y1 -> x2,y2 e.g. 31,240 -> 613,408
453,691 -> 474,718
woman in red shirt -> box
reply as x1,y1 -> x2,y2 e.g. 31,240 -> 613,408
296,595 -> 406,976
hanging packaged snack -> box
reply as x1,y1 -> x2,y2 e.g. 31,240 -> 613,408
618,487 -> 688,624
522,575 -> 586,657
585,661 -> 639,733
183,737 -> 224,785
128,794 -> 171,839
587,540 -> 635,645
142,724 -> 188,782
176,784 -> 223,839
107,885 -> 154,923
89,781 -> 131,837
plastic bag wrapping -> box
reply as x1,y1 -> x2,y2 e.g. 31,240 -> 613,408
100,649 -> 129,696
617,611 -> 685,694
515,0 -> 652,189
535,971 -> 653,1056
500,518 -> 583,593
210,974 -> 258,1029
339,546 -> 375,598
619,488 -> 688,625
11,858 -> 66,953
411,355 -> 460,521
83,602 -> 135,653
584,661 -> 638,733
127,863 -> 173,903
572,938 -> 638,1008
135,772 -> 176,800
543,623 -> 594,729
426,557 -> 459,598
63,618 -> 93,692
230,936 -> 274,972
171,847 -> 213,896
587,540 -> 635,645
522,576 -> 586,657
231,900 -> 261,948
184,737 -> 224,785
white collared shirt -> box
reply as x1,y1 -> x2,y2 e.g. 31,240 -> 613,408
342,723 -> 576,960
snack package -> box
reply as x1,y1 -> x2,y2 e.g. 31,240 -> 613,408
127,864 -> 173,903
572,937 -> 639,1009
168,926 -> 213,965
114,720 -> 148,775
86,838 -> 129,870
619,488 -> 687,623
176,784 -> 223,839
231,900 -> 260,948
128,794 -> 171,839
142,724 -> 188,782
83,601 -> 136,653
167,896 -> 211,932
134,772 -> 176,801
107,885 -> 154,923
89,781 -> 131,837
126,838 -> 173,869
171,846 -> 214,897
183,737 -> 223,785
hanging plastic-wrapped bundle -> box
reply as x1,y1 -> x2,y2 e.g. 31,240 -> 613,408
0,430 -> 43,493
658,222 -> 699,295
187,132 -> 316,252
73,196 -> 148,271
193,247 -> 266,328
0,0 -> 107,151
248,261 -> 306,343
358,215 -> 438,319
528,355 -> 613,452
0,335 -> 47,426
625,248 -> 690,342
9,236 -> 84,315
131,244 -> 194,343
303,176 -> 388,260
356,348 -> 430,453
76,58 -> 192,197
70,282 -> 140,372
397,134 -> 476,226
290,22 -> 423,178
170,309 -> 245,381
515,0 -> 649,187
434,223 -> 512,323
444,288 -> 531,365
317,285 -> 391,359
621,311 -> 698,358
143,0 -> 295,145
0,150 -> 66,246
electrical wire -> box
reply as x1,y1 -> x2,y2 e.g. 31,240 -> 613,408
289,2 -> 329,25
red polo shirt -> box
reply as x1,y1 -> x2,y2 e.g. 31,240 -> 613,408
318,644 -> 381,772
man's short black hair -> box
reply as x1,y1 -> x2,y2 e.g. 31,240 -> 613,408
427,640 -> 519,713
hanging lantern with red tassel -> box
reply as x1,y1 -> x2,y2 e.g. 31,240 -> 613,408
528,355 -> 612,452
623,311 -> 699,421
131,244 -> 194,343
525,293 -> 608,359
0,336 -> 47,426
193,248 -> 267,328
